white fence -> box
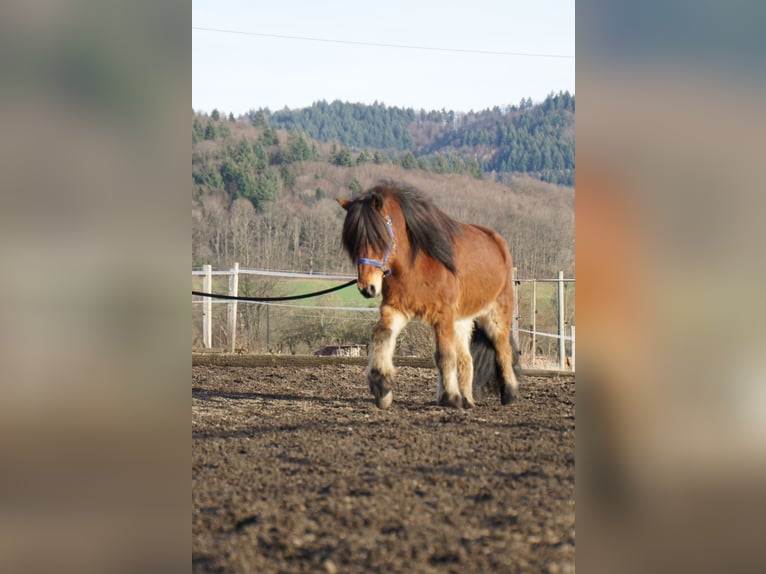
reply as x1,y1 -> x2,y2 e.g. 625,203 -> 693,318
192,264 -> 575,371
516,272 -> 576,371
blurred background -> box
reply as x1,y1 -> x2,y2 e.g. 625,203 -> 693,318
577,1 -> 766,572
0,1 -> 188,571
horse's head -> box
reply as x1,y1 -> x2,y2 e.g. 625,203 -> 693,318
338,193 -> 396,299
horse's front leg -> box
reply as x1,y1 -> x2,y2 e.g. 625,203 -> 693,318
434,321 -> 462,408
367,305 -> 408,409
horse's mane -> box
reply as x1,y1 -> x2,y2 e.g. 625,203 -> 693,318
341,182 -> 461,273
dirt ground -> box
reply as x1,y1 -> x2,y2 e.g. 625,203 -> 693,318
192,359 -> 575,573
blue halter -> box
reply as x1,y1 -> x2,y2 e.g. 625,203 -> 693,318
357,215 -> 395,277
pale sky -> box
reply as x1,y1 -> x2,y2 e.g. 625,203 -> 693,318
193,0 -> 575,115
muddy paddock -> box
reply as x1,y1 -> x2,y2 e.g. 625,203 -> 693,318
192,358 -> 575,573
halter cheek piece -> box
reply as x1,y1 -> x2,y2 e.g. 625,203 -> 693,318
357,215 -> 395,277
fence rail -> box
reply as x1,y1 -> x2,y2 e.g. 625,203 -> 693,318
192,267 -> 355,281
192,264 -> 575,370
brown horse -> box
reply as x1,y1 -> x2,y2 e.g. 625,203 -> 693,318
339,182 -> 523,409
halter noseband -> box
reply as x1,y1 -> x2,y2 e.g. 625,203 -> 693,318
357,215 -> 395,277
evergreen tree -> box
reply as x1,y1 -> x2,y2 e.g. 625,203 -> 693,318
192,118 -> 205,143
330,144 -> 353,167
467,159 -> 484,179
192,165 -> 223,189
260,125 -> 278,146
432,154 -> 448,173
249,110 -> 268,129
204,121 -> 216,140
400,152 -> 417,169
348,179 -> 362,196
285,131 -> 311,163
355,149 -> 372,165
216,120 -> 231,139
255,167 -> 282,205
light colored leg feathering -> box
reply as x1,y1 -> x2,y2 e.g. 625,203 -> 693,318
434,321 -> 462,408
455,319 -> 476,408
367,305 -> 409,409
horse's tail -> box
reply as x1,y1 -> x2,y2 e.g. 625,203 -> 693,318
470,322 -> 524,399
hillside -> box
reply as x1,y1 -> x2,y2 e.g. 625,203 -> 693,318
257,92 -> 574,186
192,107 -> 573,280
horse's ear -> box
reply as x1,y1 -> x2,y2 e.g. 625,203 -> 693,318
337,198 -> 351,211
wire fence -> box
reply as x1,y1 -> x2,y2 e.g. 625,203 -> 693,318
192,264 -> 574,370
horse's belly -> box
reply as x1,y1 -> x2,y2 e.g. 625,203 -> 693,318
457,275 -> 508,318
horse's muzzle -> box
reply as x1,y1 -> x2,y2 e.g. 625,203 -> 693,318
359,284 -> 378,298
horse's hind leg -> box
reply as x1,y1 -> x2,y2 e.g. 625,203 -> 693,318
477,304 -> 520,405
434,321 -> 463,408
367,305 -> 408,409
455,319 -> 476,408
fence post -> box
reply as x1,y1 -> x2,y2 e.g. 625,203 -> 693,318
227,262 -> 239,353
511,267 -> 520,356
558,271 -> 566,370
570,325 -> 576,371
202,264 -> 212,349
530,279 -> 537,367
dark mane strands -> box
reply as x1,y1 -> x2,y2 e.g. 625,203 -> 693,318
393,184 -> 461,273
341,188 -> 393,262
342,182 -> 461,273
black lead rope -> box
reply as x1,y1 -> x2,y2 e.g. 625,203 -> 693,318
192,279 -> 357,303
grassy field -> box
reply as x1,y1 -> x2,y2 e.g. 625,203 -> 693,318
283,279 -> 376,308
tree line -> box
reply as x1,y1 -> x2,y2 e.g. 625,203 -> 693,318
240,91 -> 574,185
421,91 -> 575,185
192,109 -> 488,216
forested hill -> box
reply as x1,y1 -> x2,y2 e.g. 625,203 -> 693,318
268,100 -> 416,151
249,91 -> 574,186
192,110 -> 574,279
193,92 -> 575,276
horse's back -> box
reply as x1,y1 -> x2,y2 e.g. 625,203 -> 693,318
460,223 -> 512,266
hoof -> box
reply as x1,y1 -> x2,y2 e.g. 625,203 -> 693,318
368,368 -> 394,409
375,390 -> 393,409
439,392 -> 463,409
462,397 -> 476,409
500,383 -> 519,405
